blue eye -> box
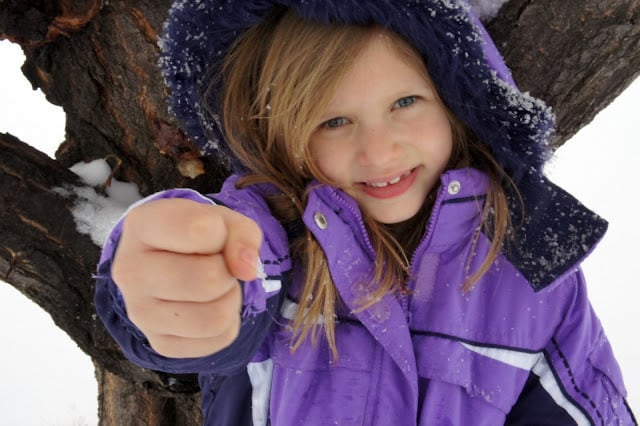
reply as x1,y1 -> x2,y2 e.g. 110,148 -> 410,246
394,96 -> 417,109
322,117 -> 349,129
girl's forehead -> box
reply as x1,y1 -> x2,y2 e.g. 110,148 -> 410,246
355,30 -> 431,81
350,34 -> 425,76
322,36 -> 432,111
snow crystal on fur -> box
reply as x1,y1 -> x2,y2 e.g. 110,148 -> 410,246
159,0 -> 555,179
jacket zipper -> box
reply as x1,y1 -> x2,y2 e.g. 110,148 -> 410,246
401,184 -> 447,321
410,185 -> 446,275
332,189 -> 376,259
331,185 -> 448,322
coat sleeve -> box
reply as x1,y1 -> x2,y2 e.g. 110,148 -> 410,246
94,182 -> 291,375
506,269 -> 636,425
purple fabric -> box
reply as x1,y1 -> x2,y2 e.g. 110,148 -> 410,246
94,168 -> 634,424
92,0 -> 635,422
270,168 -> 629,425
468,5 -> 515,85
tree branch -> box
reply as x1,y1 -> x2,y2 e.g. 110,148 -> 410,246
488,0 -> 640,147
0,132 -> 198,398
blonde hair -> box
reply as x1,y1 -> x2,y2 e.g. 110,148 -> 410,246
209,9 -> 515,358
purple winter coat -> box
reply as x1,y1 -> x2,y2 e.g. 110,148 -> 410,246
95,0 -> 636,424
95,168 -> 635,425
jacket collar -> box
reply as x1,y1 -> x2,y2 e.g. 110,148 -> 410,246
505,170 -> 607,290
302,167 -> 607,291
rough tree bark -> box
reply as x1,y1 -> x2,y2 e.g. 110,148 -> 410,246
0,0 -> 638,424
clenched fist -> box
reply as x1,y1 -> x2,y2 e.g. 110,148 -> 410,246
111,198 -> 263,358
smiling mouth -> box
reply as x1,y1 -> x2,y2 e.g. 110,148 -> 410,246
364,170 -> 413,188
359,168 -> 419,199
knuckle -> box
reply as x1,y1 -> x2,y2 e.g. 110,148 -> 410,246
123,207 -> 142,229
111,256 -> 133,288
187,207 -> 222,242
216,280 -> 243,311
202,256 -> 232,292
124,300 -> 150,331
203,295 -> 241,335
111,256 -> 148,298
249,219 -> 264,243
216,321 -> 241,350
121,204 -> 151,238
224,210 -> 261,241
184,295 -> 240,341
239,216 -> 263,245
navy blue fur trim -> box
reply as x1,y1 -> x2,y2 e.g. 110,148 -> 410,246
505,173 -> 607,290
159,0 -> 555,179
159,1 -> 604,290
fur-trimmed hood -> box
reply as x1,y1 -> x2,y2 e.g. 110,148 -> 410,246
158,0 -> 609,293
158,0 -> 554,181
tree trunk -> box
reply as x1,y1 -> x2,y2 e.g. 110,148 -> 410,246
1,0 -> 639,423
0,132 -> 202,423
96,364 -> 202,426
487,0 -> 640,145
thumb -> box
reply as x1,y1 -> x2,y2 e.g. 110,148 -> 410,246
220,209 -> 263,282
232,245 -> 261,282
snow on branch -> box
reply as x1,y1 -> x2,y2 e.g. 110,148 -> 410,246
55,159 -> 142,246
468,0 -> 511,20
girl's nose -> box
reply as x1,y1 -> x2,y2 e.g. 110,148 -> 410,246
355,122 -> 401,166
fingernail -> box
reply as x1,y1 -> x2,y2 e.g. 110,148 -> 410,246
239,247 -> 257,267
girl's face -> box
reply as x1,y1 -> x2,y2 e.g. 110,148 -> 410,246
309,35 -> 453,224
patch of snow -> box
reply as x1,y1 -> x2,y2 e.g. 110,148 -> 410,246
468,0 -> 511,20
69,160 -> 112,187
59,159 -> 142,246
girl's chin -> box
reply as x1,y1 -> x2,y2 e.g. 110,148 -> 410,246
367,205 -> 423,224
360,191 -> 433,225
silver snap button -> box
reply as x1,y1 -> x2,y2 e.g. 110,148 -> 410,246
314,212 -> 328,229
447,180 -> 461,195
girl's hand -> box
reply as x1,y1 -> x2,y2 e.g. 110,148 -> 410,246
111,198 -> 263,358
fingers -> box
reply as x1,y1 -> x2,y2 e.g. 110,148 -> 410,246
113,250 -> 237,302
124,199 -> 262,254
134,284 -> 242,358
146,326 -> 241,359
126,280 -> 242,341
120,199 -> 263,281
220,209 -> 263,282
109,197 -> 263,358
123,199 -> 227,254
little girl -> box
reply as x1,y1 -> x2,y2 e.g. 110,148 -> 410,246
95,0 -> 636,424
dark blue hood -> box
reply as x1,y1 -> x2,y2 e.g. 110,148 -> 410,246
158,0 -> 607,292
159,0 -> 554,181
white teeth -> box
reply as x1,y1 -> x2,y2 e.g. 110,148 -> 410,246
366,171 -> 411,188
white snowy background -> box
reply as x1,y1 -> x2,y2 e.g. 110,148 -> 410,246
0,1 -> 638,422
